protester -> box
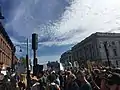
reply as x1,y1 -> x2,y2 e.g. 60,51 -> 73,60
0,61 -> 119,90
18,74 -> 25,90
0,68 -> 13,90
31,65 -> 46,90
76,70 -> 92,90
47,73 -> 60,90
66,74 -> 79,90
106,73 -> 120,90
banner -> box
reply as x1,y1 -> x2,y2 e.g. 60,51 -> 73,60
60,63 -> 64,71
87,60 -> 92,74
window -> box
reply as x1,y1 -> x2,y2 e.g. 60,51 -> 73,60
69,56 -> 71,61
0,51 -> 2,61
0,39 -> 1,48
112,41 -> 115,45
113,49 -> 117,56
1,39 -> 2,48
3,42 -> 4,50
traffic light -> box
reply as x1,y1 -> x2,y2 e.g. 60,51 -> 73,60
32,33 -> 38,50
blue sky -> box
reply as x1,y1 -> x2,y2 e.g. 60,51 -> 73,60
1,0 -> 120,64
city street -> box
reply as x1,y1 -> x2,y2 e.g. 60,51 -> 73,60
0,0 -> 120,90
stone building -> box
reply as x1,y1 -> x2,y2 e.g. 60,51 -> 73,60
60,50 -> 72,67
72,32 -> 120,67
0,22 -> 17,68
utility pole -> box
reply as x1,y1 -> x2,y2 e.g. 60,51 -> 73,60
33,49 -> 37,66
26,38 -> 30,90
32,33 -> 38,75
103,41 -> 111,68
11,46 -> 16,73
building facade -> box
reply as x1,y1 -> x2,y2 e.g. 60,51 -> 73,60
47,61 -> 60,72
0,22 -> 17,68
72,32 -> 120,67
60,50 -> 72,67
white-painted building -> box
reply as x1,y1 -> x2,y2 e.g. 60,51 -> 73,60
72,32 -> 120,68
60,50 -> 72,68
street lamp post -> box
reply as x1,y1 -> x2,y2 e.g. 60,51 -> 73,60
103,41 -> 111,68
26,38 -> 31,90
11,46 -> 15,72
32,33 -> 38,76
11,45 -> 22,73
32,33 -> 38,66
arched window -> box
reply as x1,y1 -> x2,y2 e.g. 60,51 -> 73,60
112,41 -> 115,45
113,49 -> 117,56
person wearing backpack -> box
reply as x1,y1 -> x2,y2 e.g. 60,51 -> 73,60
47,74 -> 60,90
31,65 -> 45,90
48,83 -> 60,90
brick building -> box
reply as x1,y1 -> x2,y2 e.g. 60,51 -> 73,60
0,22 -> 17,68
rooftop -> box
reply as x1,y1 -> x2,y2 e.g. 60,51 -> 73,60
61,50 -> 72,57
0,22 -> 14,50
72,32 -> 120,49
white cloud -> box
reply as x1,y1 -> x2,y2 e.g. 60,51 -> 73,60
6,0 -> 120,46
6,0 -> 120,64
62,0 -> 120,42
53,0 -> 120,41
10,37 -> 20,44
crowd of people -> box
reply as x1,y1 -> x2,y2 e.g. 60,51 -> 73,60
0,64 -> 120,90
30,65 -> 120,90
